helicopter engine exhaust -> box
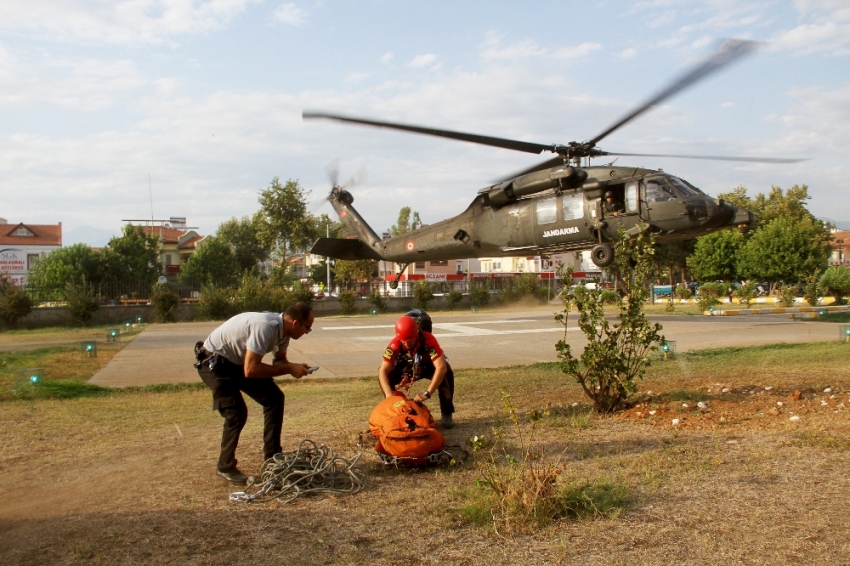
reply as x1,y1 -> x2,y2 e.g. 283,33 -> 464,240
487,166 -> 588,206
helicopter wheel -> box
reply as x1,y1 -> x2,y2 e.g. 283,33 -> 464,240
591,243 -> 614,268
389,280 -> 399,290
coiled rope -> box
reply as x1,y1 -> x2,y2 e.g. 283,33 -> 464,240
229,439 -> 364,503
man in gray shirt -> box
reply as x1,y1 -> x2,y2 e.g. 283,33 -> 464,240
195,302 -> 315,484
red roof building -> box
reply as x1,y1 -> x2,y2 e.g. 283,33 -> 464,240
0,219 -> 62,285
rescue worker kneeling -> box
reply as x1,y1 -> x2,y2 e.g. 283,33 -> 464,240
378,314 -> 455,429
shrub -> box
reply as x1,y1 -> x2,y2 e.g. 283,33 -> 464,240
367,291 -> 388,312
469,284 -> 490,308
292,281 -> 315,304
734,281 -> 758,308
461,391 -> 563,535
338,290 -> 357,314
0,276 -> 33,329
445,289 -> 463,310
696,282 -> 724,313
818,266 -> 850,306
555,230 -> 663,413
803,271 -> 821,307
777,283 -> 797,308
413,280 -> 434,310
198,284 -> 236,320
63,280 -> 100,326
600,289 -> 620,305
675,284 -> 691,300
150,283 -> 179,323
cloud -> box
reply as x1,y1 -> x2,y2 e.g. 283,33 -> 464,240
380,52 -> 394,64
405,54 -> 439,68
480,32 -> 600,61
0,0 -> 255,46
616,48 -> 638,59
272,2 -> 306,26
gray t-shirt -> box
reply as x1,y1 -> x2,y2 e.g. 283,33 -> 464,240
203,312 -> 290,365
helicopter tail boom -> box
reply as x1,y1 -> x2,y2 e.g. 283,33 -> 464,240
310,237 -> 386,261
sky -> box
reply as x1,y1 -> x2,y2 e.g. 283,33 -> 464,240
1,0 -> 848,246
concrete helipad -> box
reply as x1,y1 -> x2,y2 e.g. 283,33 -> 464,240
88,307 -> 845,388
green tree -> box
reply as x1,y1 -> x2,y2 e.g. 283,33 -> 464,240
654,241 -> 695,286
334,259 -> 373,290
686,230 -> 745,282
389,206 -> 422,237
818,266 -> 850,305
737,216 -> 830,288
179,236 -> 239,286
311,213 -> 344,241
26,243 -> 106,291
256,177 -> 313,265
719,184 -> 824,229
103,224 -> 161,285
217,214 -> 270,275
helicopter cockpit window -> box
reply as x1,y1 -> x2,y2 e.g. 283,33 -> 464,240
625,182 -> 638,212
668,176 -> 703,197
645,178 -> 676,204
562,193 -> 583,221
536,197 -> 557,224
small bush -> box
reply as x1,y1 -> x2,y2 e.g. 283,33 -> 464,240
600,289 -> 620,305
777,283 -> 797,308
675,285 -> 691,300
413,280 -> 434,310
150,283 -> 179,323
63,281 -> 100,326
338,290 -> 357,314
696,282 -> 724,312
734,281 -> 758,307
367,291 -> 388,312
803,271 -> 821,307
198,284 -> 236,320
292,281 -> 315,304
446,289 -> 463,310
0,276 -> 33,329
469,284 -> 490,308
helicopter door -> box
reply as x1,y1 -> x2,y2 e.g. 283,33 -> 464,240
641,177 -> 679,226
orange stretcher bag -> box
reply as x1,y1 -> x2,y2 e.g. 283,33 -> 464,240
368,392 -> 445,464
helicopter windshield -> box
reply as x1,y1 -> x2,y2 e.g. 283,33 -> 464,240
645,177 -> 676,204
668,176 -> 704,197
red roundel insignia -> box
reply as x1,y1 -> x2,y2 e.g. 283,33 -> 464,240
340,210 -> 347,218
406,241 -> 415,252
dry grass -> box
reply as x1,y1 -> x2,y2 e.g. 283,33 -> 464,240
1,342 -> 849,565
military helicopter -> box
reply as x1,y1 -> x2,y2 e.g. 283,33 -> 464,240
304,39 -> 804,289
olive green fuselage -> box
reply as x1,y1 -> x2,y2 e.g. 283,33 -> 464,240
321,164 -> 752,264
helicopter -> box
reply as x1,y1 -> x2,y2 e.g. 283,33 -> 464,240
304,39 -> 805,289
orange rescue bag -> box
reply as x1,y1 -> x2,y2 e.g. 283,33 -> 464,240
368,392 -> 445,464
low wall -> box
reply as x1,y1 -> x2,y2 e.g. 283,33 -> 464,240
13,295 -> 474,328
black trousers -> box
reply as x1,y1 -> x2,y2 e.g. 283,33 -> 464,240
387,362 -> 455,416
197,356 -> 284,473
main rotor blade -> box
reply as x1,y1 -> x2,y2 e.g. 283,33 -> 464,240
585,39 -> 760,148
303,111 -> 554,155
598,151 -> 807,164
494,156 -> 565,183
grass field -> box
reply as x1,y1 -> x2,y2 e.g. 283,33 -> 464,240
1,335 -> 848,565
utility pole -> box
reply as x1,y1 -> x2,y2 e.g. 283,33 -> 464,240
326,225 -> 331,293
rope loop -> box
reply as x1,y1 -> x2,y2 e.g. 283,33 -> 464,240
229,439 -> 364,504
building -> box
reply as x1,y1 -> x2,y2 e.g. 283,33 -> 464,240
127,217 -> 205,277
830,230 -> 849,267
0,218 -> 62,285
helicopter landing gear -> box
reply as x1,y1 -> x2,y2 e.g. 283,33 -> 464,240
389,263 -> 409,289
591,243 -> 614,268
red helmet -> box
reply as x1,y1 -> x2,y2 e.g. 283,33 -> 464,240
395,315 -> 419,342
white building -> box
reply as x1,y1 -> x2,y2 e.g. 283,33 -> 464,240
0,218 -> 62,286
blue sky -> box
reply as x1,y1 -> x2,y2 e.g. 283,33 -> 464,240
1,0 -> 848,245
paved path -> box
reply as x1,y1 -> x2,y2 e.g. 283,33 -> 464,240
89,307 -> 845,388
